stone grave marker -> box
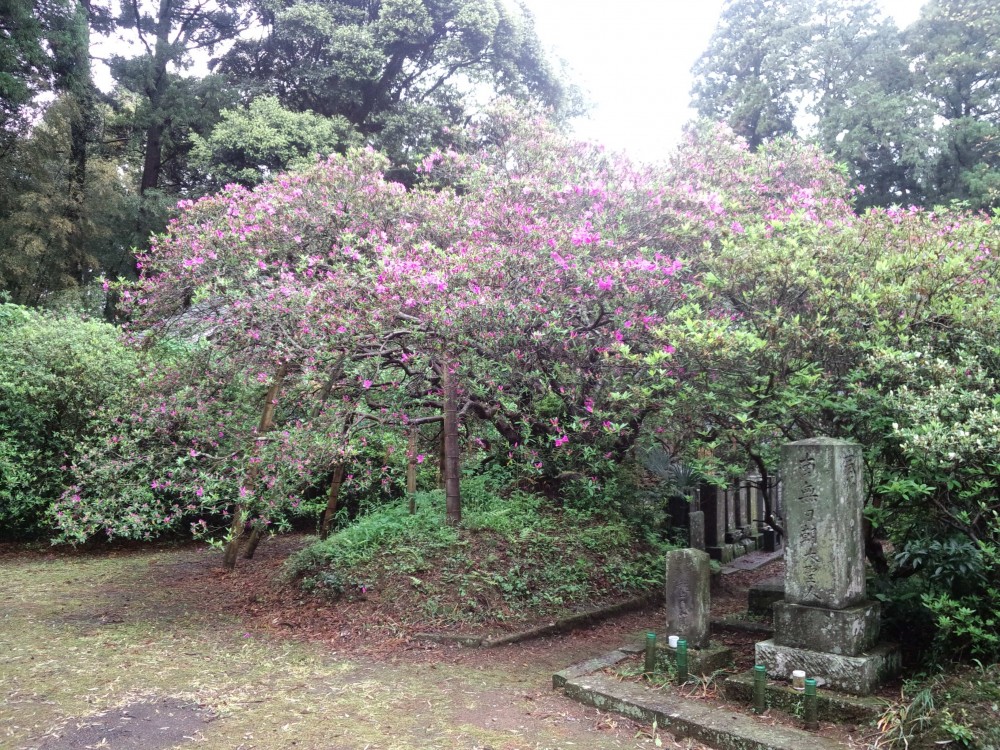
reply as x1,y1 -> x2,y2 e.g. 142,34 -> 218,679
755,438 -> 899,695
688,510 -> 705,551
702,484 -> 725,549
665,548 -> 711,649
736,484 -> 748,529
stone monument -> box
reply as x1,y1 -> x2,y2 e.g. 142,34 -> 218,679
688,490 -> 705,551
755,438 -> 900,695
665,548 -> 711,649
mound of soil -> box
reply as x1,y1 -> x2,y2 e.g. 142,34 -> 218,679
172,534 -> 784,661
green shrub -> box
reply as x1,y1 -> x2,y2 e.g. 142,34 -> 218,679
0,305 -> 139,540
287,480 -> 672,622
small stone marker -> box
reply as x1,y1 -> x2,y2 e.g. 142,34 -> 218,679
702,484 -> 726,548
755,438 -> 900,695
665,548 -> 711,649
688,510 -> 705,551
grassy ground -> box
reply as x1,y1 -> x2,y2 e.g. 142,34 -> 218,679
283,488 -> 669,634
0,543 -> 708,750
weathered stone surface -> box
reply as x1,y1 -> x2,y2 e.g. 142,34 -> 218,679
553,649 -> 630,688
722,670 -> 884,723
688,510 -> 705,551
658,642 -> 733,675
755,639 -> 901,695
747,477 -> 763,527
725,487 -> 736,536
702,485 -> 725,547
665,548 -> 711,649
736,485 -> 748,527
748,576 -> 785,615
562,672 -> 848,750
781,438 -> 866,610
773,601 -> 881,656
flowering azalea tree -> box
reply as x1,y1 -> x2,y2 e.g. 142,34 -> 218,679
56,109 -> 869,567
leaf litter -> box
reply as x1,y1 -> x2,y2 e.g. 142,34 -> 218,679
1,538 -> 713,749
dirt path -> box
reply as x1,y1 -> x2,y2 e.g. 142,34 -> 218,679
1,543 -> 713,750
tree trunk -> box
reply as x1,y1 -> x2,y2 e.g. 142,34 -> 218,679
407,427 -> 418,514
319,464 -> 345,540
222,364 -> 285,571
140,119 -> 165,194
242,525 -> 265,560
139,0 -> 174,197
221,508 -> 247,570
47,1 -> 97,288
442,360 -> 461,525
437,425 -> 446,490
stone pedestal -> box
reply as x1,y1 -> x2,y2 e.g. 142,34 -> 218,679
665,548 -> 711,649
755,438 -> 899,695
773,601 -> 880,656
755,640 -> 901,696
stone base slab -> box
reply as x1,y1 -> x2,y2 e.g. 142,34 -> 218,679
722,670 -> 884,724
747,576 -> 784,615
562,671 -> 848,750
657,642 -> 733,676
755,639 -> 901,695
773,600 -> 880,656
553,649 -> 630,689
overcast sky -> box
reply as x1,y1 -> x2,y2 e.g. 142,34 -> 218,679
522,0 -> 927,163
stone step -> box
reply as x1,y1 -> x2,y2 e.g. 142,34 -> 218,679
562,671 -> 850,750
722,670 -> 883,724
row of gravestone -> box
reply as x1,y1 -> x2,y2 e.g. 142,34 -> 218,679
665,438 -> 900,696
670,475 -> 783,562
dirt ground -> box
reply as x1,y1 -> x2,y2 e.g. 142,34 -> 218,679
0,536 -> 823,750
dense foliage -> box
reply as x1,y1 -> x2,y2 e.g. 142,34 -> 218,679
54,111 -> 841,551
0,0 -> 570,307
651,157 -> 1000,660
1,100 -> 996,659
0,304 -> 139,539
692,0 -> 1000,210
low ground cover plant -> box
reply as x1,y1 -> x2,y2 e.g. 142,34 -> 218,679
286,470 -> 671,627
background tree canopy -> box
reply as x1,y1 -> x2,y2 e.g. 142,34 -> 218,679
0,0 -> 573,307
692,0 -> 1000,211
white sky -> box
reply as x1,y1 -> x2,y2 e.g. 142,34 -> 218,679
523,0 -> 927,163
